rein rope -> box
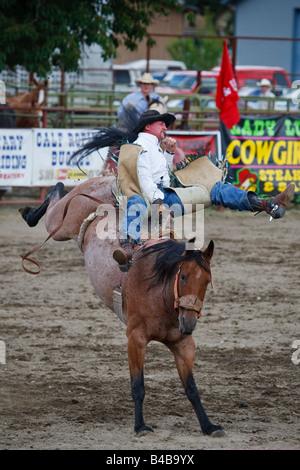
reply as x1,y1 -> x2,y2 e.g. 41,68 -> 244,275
20,193 -> 108,275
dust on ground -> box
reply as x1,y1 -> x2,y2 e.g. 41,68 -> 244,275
0,203 -> 299,450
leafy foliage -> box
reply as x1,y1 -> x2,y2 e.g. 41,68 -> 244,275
0,0 -> 179,75
166,9 -> 223,70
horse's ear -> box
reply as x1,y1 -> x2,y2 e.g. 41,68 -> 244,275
162,95 -> 169,104
203,240 -> 214,261
184,237 -> 196,253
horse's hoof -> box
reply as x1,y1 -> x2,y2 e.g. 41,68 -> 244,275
19,206 -> 31,216
135,425 -> 154,436
211,428 -> 227,437
18,206 -> 39,227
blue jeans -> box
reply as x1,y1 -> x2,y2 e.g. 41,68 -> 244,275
120,188 -> 184,241
210,182 -> 253,211
121,183 -> 253,242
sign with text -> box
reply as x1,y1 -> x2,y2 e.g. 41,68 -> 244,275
168,130 -> 220,158
221,116 -> 300,202
31,129 -> 107,186
0,129 -> 33,186
0,128 -> 107,187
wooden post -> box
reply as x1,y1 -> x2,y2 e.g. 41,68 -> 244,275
60,69 -> 65,107
146,41 -> 151,72
230,37 -> 237,76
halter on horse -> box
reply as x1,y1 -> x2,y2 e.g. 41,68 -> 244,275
19,176 -> 225,437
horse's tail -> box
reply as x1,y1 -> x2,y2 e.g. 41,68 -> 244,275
68,127 -> 137,168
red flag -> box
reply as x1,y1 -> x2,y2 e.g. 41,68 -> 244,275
216,41 -> 240,129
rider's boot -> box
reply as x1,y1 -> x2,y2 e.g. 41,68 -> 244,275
248,183 -> 295,219
113,235 -> 137,272
19,182 -> 68,227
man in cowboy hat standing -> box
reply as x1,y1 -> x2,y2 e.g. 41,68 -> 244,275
256,78 -> 275,110
113,109 -> 295,270
117,72 -> 163,123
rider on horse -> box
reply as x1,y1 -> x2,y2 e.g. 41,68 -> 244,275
111,110 -> 295,270
20,110 -> 295,273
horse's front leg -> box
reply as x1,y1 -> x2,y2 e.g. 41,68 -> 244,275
127,329 -> 154,434
167,336 -> 225,437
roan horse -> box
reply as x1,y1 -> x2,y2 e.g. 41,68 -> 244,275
20,175 -> 225,437
4,79 -> 47,128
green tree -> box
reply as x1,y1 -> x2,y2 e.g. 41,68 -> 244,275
182,0 -> 234,36
0,0 -> 179,76
166,10 -> 223,70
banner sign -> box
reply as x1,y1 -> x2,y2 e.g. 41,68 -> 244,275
31,129 -> 107,187
0,128 -> 107,187
0,129 -> 32,186
0,129 -> 221,188
221,115 -> 300,203
168,131 -> 221,159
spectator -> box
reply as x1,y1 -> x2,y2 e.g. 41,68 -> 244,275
256,78 -> 275,110
116,73 -> 163,128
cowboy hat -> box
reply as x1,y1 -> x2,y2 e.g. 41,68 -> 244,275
135,72 -> 159,86
256,78 -> 272,87
132,110 -> 176,134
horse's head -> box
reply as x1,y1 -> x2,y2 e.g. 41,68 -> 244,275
175,240 -> 214,335
30,79 -> 48,108
148,95 -> 168,114
142,238 -> 214,336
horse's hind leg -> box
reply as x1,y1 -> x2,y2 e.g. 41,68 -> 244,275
19,182 -> 68,227
167,337 -> 225,437
127,330 -> 154,434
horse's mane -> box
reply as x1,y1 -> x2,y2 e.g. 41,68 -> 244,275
141,239 -> 211,289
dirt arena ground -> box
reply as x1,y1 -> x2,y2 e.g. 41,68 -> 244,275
0,198 -> 299,451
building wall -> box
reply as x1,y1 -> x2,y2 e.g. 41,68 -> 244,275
114,11 -> 185,64
234,0 -> 299,78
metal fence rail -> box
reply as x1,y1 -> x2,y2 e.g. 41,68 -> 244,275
2,89 -> 298,131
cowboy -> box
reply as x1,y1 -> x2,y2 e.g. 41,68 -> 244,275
117,72 -> 163,124
256,78 -> 275,110
112,110 -> 295,271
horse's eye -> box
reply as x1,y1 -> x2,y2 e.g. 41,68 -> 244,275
180,273 -> 186,281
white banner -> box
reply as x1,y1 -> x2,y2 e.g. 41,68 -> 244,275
0,128 -> 108,187
0,129 -> 33,186
31,129 -> 107,186
0,128 -> 222,188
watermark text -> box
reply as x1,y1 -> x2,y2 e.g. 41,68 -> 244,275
291,340 -> 300,365
0,340 -> 6,364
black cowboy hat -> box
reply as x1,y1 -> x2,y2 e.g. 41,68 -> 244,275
132,110 -> 176,134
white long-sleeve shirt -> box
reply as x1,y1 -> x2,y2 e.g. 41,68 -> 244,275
117,90 -> 162,119
135,132 -> 174,203
258,89 -> 275,110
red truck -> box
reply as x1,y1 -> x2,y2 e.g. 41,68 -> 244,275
156,65 -> 292,95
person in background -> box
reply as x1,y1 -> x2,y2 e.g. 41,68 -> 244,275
116,72 -> 163,125
256,78 -> 275,110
